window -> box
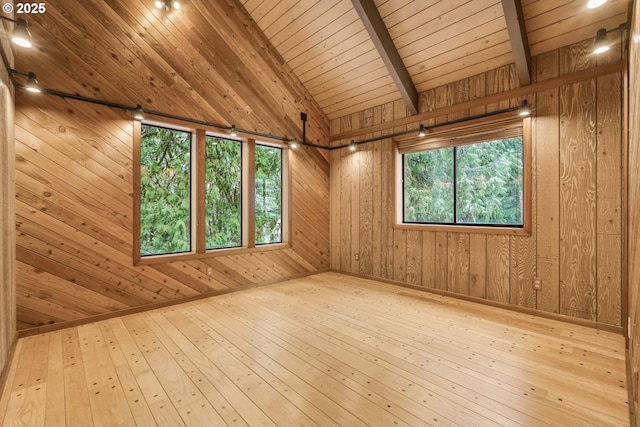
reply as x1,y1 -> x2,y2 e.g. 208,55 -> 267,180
139,124 -> 192,256
205,136 -> 242,249
134,122 -> 289,262
397,114 -> 530,234
255,144 -> 283,244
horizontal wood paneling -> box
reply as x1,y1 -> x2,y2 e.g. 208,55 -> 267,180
330,37 -> 624,328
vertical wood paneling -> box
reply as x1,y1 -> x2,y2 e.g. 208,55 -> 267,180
534,50 -> 561,314
0,33 -> 16,376
358,136 -> 373,276
469,234 -> 487,298
628,2 -> 640,421
559,78 -> 597,321
487,235 -> 511,304
371,140 -> 382,277
405,230 -> 421,286
596,72 -> 622,326
328,37 -> 622,328
330,148 -> 341,269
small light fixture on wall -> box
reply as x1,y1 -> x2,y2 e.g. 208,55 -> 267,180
134,104 -> 145,120
289,139 -> 298,149
24,72 -> 41,93
519,99 -> 531,116
418,124 -> 426,137
230,125 -> 238,137
0,16 -> 33,48
593,28 -> 610,54
349,140 -> 357,151
10,70 -> 41,92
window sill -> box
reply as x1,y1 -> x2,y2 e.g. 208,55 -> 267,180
135,242 -> 291,266
394,223 -> 531,236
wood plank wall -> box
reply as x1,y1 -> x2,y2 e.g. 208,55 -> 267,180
13,94 -> 329,330
330,35 -> 624,329
627,0 -> 640,422
0,17 -> 17,378
12,0 -> 331,330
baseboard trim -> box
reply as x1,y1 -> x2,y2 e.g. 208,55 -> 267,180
330,269 -> 623,335
17,268 -> 329,338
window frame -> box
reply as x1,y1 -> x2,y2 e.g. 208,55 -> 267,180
393,112 -> 532,236
133,120 -> 290,265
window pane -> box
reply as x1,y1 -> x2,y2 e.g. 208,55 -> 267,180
456,137 -> 524,225
403,148 -> 454,223
255,145 -> 282,244
140,124 -> 191,256
205,136 -> 242,249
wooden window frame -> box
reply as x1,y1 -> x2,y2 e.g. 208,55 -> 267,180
393,112 -> 532,236
133,120 -> 291,265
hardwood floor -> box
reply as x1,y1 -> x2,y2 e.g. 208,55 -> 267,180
0,272 -> 629,426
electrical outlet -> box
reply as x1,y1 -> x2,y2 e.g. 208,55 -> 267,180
533,278 -> 542,290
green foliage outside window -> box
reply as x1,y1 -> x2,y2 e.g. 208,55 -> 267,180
404,148 -> 454,223
404,136 -> 523,226
255,145 -> 282,244
205,136 -> 242,249
140,124 -> 191,256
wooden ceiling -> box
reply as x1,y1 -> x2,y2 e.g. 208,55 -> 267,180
242,0 -> 629,120
11,0 -> 630,139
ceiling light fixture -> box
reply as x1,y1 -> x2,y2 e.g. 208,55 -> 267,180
519,99 -> 531,116
593,28 -> 610,54
230,125 -> 238,137
0,16 -> 33,48
349,140 -> 357,151
289,140 -> 298,149
133,104 -> 145,120
587,0 -> 607,8
155,0 -> 180,11
418,124 -> 426,137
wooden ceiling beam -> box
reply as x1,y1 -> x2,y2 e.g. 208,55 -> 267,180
501,0 -> 531,86
351,0 -> 419,115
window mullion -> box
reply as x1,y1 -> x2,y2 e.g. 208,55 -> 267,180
245,139 -> 256,248
195,129 -> 206,253
453,146 -> 458,225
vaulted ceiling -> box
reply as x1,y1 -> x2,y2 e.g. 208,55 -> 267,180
241,0 -> 629,119
10,0 -> 629,143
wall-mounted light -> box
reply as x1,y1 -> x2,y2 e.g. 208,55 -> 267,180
349,140 -> 357,151
289,140 -> 298,149
24,72 -> 41,92
230,125 -> 237,137
587,0 -> 607,8
519,99 -> 531,116
133,104 -> 145,121
10,70 -> 41,92
593,28 -> 610,54
0,16 -> 33,48
155,0 -> 180,11
418,124 -> 426,137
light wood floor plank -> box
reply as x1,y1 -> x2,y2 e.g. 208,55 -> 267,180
0,272 -> 630,426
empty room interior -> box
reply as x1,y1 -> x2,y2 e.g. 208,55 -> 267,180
1,0 -> 640,425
